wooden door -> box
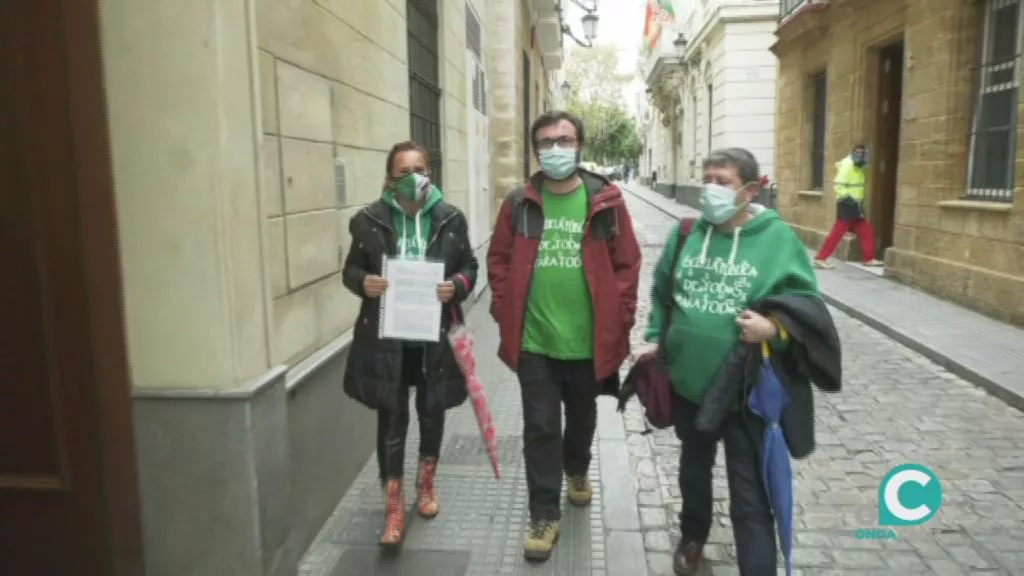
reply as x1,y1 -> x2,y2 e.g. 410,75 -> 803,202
0,0 -> 145,574
871,41 -> 905,252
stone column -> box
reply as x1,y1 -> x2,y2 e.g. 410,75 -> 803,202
101,0 -> 292,573
486,0 -> 523,216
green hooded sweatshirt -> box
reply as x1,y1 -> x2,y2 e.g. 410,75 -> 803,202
383,175 -> 444,259
644,208 -> 819,403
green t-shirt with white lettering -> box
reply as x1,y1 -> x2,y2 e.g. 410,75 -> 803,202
521,183 -> 594,360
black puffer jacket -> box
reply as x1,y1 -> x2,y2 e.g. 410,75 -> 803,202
341,198 -> 478,412
695,294 -> 842,459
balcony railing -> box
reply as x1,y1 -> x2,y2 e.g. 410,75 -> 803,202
780,0 -> 822,21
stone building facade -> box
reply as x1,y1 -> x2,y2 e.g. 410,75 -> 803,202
487,0 -> 564,214
94,0 -> 561,573
773,0 -> 1024,325
640,0 -> 780,206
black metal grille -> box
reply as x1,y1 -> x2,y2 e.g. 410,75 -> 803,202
706,84 -> 713,153
480,68 -> 487,114
408,0 -> 443,187
472,67 -> 481,111
465,2 -> 482,59
465,5 -> 486,115
466,3 -> 482,114
810,71 -> 827,190
780,0 -> 809,21
691,93 -> 698,174
967,0 -> 1019,201
471,64 -> 486,113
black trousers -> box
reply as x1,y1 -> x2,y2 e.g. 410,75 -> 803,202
376,346 -> 444,482
674,394 -> 777,574
518,352 -> 599,521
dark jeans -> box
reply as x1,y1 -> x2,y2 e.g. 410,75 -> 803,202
518,352 -> 599,521
376,346 -> 444,482
674,394 -> 777,575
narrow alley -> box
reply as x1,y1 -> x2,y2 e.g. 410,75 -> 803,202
11,1 -> 1024,573
300,190 -> 1024,576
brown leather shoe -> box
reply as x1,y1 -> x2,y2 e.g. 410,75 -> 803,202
673,540 -> 713,576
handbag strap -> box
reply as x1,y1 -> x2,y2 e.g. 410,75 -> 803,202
659,218 -> 697,350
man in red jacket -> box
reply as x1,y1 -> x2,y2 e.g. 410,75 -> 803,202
487,110 -> 642,562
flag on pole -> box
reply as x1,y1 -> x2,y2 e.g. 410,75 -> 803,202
656,0 -> 676,20
642,0 -> 661,54
642,0 -> 677,55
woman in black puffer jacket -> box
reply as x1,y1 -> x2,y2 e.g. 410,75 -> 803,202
341,141 -> 478,550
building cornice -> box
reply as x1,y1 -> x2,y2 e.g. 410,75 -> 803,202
770,1 -> 830,56
645,54 -> 682,86
644,3 -> 780,126
645,56 -> 685,126
531,0 -> 564,70
681,2 -> 781,64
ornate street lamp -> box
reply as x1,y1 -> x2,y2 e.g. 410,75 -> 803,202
581,13 -> 598,40
559,0 -> 599,48
673,33 -> 688,58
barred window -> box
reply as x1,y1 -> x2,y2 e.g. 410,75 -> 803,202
408,0 -> 442,186
472,69 -> 480,111
470,64 -> 486,113
967,0 -> 1020,201
465,2 -> 482,59
479,68 -> 487,115
706,84 -> 713,154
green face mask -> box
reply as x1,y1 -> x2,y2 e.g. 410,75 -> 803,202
392,173 -> 431,203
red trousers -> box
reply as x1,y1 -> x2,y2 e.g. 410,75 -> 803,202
816,218 -> 876,262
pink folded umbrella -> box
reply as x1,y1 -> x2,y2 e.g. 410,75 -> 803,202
448,320 -> 501,479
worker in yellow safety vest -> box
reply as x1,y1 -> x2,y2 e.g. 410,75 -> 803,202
814,143 -> 884,268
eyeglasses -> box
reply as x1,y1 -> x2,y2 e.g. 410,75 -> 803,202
536,136 -> 578,150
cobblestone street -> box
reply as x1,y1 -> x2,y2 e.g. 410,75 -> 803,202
300,188 -> 1024,576
621,188 -> 1024,576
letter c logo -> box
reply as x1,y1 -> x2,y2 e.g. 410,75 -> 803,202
879,464 -> 943,526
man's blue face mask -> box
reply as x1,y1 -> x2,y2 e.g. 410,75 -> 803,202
852,150 -> 867,167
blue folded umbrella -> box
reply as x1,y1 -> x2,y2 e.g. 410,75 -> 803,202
747,342 -> 793,576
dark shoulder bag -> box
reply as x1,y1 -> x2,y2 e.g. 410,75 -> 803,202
624,217 -> 698,432
658,217 -> 697,356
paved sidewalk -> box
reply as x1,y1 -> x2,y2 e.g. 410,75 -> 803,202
298,186 -> 1024,575
621,189 -> 1024,575
622,182 -> 1024,412
298,290 -> 648,576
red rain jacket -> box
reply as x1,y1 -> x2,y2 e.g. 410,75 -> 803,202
486,170 -> 642,382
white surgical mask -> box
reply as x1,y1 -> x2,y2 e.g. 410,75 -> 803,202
700,183 -> 743,225
538,146 -> 579,180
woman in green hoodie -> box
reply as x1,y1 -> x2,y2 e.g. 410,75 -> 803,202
342,141 -> 478,550
635,148 -> 819,576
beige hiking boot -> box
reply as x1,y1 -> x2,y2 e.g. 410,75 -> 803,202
566,474 -> 593,506
523,519 -> 560,561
